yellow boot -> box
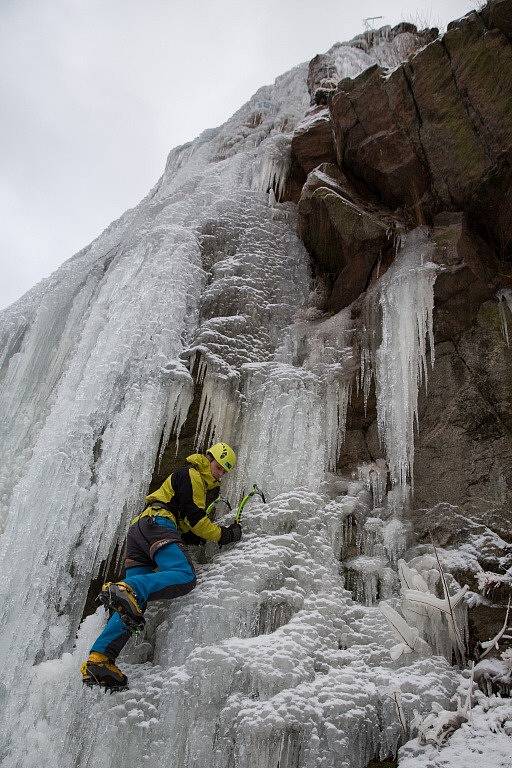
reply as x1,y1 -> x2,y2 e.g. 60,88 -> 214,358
80,651 -> 128,691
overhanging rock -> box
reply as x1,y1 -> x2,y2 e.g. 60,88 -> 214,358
297,163 -> 399,309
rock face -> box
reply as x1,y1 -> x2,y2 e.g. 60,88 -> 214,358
307,53 -> 338,105
291,0 -> 512,641
297,164 -> 398,309
291,108 -> 337,175
329,9 -> 512,255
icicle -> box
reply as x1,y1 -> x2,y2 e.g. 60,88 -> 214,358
257,134 -> 293,202
374,227 -> 437,490
361,517 -> 385,558
194,356 -> 240,450
158,362 -> 194,464
382,519 -> 408,565
358,291 -> 380,411
302,306 -> 355,472
325,377 -> 351,470
357,460 -> 388,509
340,506 -> 360,560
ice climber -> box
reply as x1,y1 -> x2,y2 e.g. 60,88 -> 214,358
81,442 -> 241,690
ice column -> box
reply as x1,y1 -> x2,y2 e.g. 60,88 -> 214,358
301,306 -> 355,471
0,224 -> 203,683
0,247 -> 120,530
373,227 -> 437,489
357,460 -> 388,508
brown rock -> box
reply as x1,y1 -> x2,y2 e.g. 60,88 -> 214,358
431,212 -> 497,341
331,64 -> 432,213
413,304 -> 512,540
468,149 -> 512,260
291,107 -> 337,175
401,39 -> 491,207
337,430 -> 372,471
329,3 -> 512,226
297,163 -> 398,309
443,14 -> 512,161
480,0 -> 512,38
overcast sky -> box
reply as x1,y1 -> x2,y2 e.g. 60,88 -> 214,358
1,0 -> 477,310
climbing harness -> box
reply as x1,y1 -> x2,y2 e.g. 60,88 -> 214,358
130,501 -> 176,527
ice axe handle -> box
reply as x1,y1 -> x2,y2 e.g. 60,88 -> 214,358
234,484 -> 266,523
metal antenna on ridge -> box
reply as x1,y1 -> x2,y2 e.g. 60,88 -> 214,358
363,15 -> 384,31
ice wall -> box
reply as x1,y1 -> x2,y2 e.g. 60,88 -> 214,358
0,218 -> 203,680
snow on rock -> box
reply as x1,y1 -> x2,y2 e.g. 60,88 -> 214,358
399,698 -> 512,768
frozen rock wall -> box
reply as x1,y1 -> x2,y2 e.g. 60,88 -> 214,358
1,3 -> 511,768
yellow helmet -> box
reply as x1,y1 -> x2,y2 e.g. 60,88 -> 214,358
207,442 -> 237,472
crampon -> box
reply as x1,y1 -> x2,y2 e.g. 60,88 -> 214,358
98,581 -> 145,633
81,653 -> 128,692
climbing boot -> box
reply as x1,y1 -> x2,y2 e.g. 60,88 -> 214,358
81,652 -> 128,691
99,581 -> 145,631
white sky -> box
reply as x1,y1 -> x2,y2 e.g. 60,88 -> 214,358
0,0 -> 477,310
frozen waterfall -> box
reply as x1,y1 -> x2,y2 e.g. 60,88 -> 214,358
0,35 -> 464,768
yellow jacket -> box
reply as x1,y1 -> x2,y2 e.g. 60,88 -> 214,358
142,453 -> 222,542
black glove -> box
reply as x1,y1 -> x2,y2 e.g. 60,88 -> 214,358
219,522 -> 242,545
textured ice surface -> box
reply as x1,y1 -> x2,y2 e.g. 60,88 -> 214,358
0,491 -> 461,768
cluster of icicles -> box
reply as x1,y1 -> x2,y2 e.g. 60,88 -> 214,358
195,226 -> 438,506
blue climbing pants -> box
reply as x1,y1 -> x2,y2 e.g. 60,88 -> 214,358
91,519 -> 196,659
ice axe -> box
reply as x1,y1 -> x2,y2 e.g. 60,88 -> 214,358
234,483 -> 267,524
205,496 -> 232,519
